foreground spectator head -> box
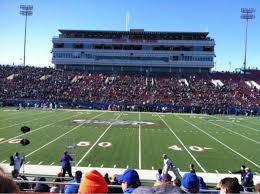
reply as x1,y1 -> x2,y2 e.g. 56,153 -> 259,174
64,170 -> 82,194
0,175 -> 20,193
181,172 -> 199,193
79,170 -> 108,194
219,177 -> 241,194
116,168 -> 141,193
256,183 -> 260,194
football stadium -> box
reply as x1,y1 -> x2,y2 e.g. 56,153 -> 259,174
0,1 -> 259,193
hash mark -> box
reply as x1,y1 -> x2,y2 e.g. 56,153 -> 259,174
26,161 -> 31,164
38,161 -> 43,165
101,164 -> 104,168
113,165 -> 116,168
50,162 -> 54,165
88,164 -> 91,167
215,170 -> 219,173
228,171 -> 232,174
1,160 -> 7,163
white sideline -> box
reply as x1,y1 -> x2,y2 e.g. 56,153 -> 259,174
204,119 -> 260,145
138,112 -> 142,169
0,111 -> 77,144
0,112 -> 50,130
25,112 -> 105,158
157,114 -> 207,173
177,115 -> 260,169
76,113 -> 122,167
1,163 -> 259,184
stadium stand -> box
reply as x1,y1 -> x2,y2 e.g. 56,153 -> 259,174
0,65 -> 259,115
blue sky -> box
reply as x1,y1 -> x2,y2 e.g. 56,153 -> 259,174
0,0 -> 259,71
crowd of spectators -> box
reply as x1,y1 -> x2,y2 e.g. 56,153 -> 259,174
1,164 -> 260,193
0,65 -> 259,112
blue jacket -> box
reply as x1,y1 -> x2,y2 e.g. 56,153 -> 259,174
64,178 -> 80,194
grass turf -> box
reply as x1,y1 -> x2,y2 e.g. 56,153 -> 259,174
0,108 -> 259,174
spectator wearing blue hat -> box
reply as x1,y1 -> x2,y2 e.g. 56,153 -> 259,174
181,172 -> 199,193
116,168 -> 141,193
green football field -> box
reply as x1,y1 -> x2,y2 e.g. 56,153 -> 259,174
0,108 -> 259,175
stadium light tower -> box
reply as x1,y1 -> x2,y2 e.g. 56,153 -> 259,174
240,8 -> 255,74
20,5 -> 33,66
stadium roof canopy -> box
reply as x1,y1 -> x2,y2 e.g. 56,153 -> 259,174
58,29 -> 210,40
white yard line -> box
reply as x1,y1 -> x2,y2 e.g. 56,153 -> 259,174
76,114 -> 122,167
157,114 -> 207,173
0,112 -> 50,130
211,116 -> 260,133
1,112 -> 81,144
138,112 -> 142,169
25,112 -> 105,158
226,121 -> 260,132
204,120 -> 260,145
177,115 -> 260,169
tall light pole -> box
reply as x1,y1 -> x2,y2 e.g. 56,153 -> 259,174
20,5 -> 33,66
240,8 -> 255,74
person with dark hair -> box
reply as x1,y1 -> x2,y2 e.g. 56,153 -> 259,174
0,174 -> 20,193
11,169 -> 29,191
33,177 -> 50,192
189,164 -> 195,173
155,169 -> 163,182
64,170 -> 82,194
116,168 -> 141,193
104,173 -> 111,184
13,152 -> 24,173
218,177 -> 241,194
50,178 -> 63,193
108,174 -> 123,193
60,151 -> 73,177
232,165 -> 246,185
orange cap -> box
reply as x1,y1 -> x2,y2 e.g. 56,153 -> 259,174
79,170 -> 108,194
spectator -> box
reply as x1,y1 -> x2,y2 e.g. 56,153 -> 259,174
180,171 -> 199,193
255,183 -> 260,194
60,151 -> 73,177
0,175 -> 20,193
50,177 -> 63,193
64,170 -> 82,194
189,163 -> 195,173
154,173 -> 172,186
79,170 -> 108,194
243,167 -> 254,192
116,168 -> 141,193
12,152 -> 24,173
218,177 -> 241,194
162,154 -> 181,180
232,165 -> 246,185
155,169 -> 163,182
104,173 -> 111,184
108,174 -> 123,193
11,169 -> 30,191
33,177 -> 50,192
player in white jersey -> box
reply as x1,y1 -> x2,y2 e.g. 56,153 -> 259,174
162,154 -> 182,180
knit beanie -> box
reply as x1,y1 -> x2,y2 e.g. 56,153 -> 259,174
79,170 -> 108,194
